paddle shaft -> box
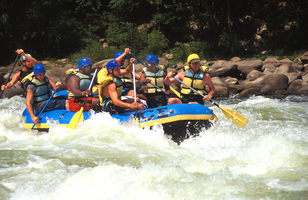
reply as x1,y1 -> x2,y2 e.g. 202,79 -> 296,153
149,82 -> 168,95
30,87 -> 58,131
128,52 -> 145,66
173,76 -> 248,127
0,54 -> 20,99
129,52 -> 167,95
81,68 -> 98,107
132,62 -> 139,121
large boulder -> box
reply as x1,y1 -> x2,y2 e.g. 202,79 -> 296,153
256,73 -> 289,94
235,59 -> 263,76
287,79 -> 308,95
211,77 -> 229,97
208,60 -> 240,78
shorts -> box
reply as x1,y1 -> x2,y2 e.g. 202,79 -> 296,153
144,93 -> 167,108
68,97 -> 94,112
33,96 -> 66,114
181,94 -> 204,105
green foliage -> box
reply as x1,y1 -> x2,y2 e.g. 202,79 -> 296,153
145,29 -> 168,56
218,33 -> 240,55
105,22 -> 148,53
68,39 -> 119,64
0,0 -> 307,66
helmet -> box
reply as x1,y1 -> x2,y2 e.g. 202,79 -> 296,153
77,57 -> 92,69
187,54 -> 200,64
33,64 -> 46,75
20,54 -> 32,62
113,52 -> 126,60
145,55 -> 159,66
106,60 -> 121,72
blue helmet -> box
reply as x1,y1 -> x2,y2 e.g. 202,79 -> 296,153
20,54 -> 32,62
113,52 -> 126,60
77,57 -> 92,69
106,60 -> 121,72
145,55 -> 159,66
33,64 -> 46,75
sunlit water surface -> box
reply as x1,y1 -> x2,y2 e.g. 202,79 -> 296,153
1,95 -> 308,200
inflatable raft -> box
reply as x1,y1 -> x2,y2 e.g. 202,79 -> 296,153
22,92 -> 217,143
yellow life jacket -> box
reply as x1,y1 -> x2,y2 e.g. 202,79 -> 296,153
142,65 -> 165,94
21,72 -> 35,92
98,75 -> 123,106
181,65 -> 208,96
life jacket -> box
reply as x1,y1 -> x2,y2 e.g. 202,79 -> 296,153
19,69 -> 33,80
27,76 -> 52,103
21,72 -> 35,92
180,65 -> 209,96
100,76 -> 123,110
143,65 -> 165,94
65,69 -> 92,99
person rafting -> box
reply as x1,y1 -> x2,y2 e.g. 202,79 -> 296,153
100,60 -> 145,114
139,54 -> 168,108
113,48 -> 141,89
1,49 -> 38,92
25,64 -> 68,124
65,57 -> 100,112
164,53 -> 215,105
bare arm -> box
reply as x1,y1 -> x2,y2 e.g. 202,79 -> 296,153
115,48 -> 131,63
203,73 -> 215,101
16,49 -> 38,65
26,89 -> 39,123
67,76 -> 88,96
120,58 -> 136,76
1,71 -> 21,90
108,83 -> 144,110
164,71 -> 185,85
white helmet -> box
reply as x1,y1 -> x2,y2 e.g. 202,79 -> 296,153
20,54 -> 32,62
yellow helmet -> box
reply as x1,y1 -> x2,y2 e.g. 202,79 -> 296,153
187,54 -> 200,64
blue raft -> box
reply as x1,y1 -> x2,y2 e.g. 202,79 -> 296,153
22,91 -> 217,143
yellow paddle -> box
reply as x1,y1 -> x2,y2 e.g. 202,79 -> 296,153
68,68 -> 98,130
173,77 -> 248,127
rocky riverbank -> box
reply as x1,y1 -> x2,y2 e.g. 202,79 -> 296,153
1,51 -> 308,99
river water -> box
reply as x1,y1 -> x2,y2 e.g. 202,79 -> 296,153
0,95 -> 308,200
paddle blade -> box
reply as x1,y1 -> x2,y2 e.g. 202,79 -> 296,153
68,107 -> 84,130
219,107 -> 248,128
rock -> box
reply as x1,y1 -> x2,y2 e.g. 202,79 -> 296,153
247,70 -> 265,80
235,59 -> 263,76
287,79 -> 308,95
256,73 -> 289,94
262,63 -> 276,74
211,77 -> 229,97
274,63 -> 298,73
208,61 -> 239,78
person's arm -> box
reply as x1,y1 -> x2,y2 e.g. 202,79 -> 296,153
108,83 -> 144,110
48,77 -> 62,90
26,89 -> 39,123
115,48 -> 131,63
164,71 -> 185,85
1,71 -> 21,90
16,49 -> 38,65
120,58 -> 136,76
67,76 -> 89,96
203,73 -> 215,101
